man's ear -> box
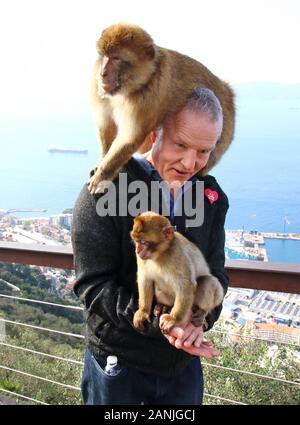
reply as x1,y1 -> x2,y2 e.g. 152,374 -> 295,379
149,129 -> 156,144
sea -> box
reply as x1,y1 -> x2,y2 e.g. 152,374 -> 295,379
0,83 -> 300,264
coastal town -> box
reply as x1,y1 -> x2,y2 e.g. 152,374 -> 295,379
0,211 -> 299,347
0,211 -> 74,302
0,211 -> 72,246
222,287 -> 300,347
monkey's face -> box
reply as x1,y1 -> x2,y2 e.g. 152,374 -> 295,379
96,23 -> 157,96
96,53 -> 124,95
133,238 -> 159,260
96,49 -> 156,96
130,224 -> 160,260
130,213 -> 174,260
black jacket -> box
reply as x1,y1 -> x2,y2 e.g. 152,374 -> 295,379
72,158 -> 229,377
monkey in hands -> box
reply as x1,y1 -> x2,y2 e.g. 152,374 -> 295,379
88,22 -> 235,194
130,212 -> 224,335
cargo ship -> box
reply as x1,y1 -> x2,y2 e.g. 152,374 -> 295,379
48,146 -> 88,154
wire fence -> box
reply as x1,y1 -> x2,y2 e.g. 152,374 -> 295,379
0,293 -> 83,310
203,393 -> 248,405
0,387 -> 49,405
2,293 -> 299,345
1,291 -> 300,405
0,365 -> 81,391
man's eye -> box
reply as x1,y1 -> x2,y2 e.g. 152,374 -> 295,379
176,143 -> 184,148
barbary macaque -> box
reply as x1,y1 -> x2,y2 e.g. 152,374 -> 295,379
130,212 -> 224,334
88,22 -> 235,194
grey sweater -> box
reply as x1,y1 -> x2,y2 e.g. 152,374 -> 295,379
72,158 -> 229,377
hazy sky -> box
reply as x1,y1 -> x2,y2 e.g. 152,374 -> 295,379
0,0 -> 299,119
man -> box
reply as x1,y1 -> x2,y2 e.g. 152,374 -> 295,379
72,87 -> 229,405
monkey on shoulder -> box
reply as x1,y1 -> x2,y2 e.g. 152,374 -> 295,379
130,212 -> 224,334
88,22 -> 235,194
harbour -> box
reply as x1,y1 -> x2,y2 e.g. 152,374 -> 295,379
0,208 -> 47,216
225,230 -> 300,263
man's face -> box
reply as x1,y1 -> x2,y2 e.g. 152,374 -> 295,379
151,108 -> 222,186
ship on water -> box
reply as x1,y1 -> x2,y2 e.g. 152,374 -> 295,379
48,146 -> 88,154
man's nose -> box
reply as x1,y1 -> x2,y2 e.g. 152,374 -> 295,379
181,151 -> 197,171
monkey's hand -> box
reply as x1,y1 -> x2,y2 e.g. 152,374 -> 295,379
159,314 -> 176,335
88,169 -> 102,194
133,309 -> 151,331
153,303 -> 171,318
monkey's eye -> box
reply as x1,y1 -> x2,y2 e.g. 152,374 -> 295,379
119,61 -> 131,72
148,242 -> 158,251
136,239 -> 147,245
138,240 -> 148,246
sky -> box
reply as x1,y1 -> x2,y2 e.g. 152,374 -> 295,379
0,0 -> 299,119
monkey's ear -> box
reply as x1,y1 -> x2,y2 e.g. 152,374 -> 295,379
163,226 -> 174,241
145,44 -> 155,59
133,217 -> 144,233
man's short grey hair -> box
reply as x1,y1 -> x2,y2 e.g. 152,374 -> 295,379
156,87 -> 223,142
185,87 -> 223,123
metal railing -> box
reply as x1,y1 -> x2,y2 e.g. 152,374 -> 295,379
0,241 -> 300,405
1,241 -> 299,294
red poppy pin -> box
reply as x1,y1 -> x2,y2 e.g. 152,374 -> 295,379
204,188 -> 219,205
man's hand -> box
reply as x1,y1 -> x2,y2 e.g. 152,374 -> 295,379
159,314 -> 220,359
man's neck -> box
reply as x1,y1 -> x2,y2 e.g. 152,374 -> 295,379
142,150 -> 154,167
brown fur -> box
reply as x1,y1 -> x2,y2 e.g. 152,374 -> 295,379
88,22 -> 235,194
98,23 -> 155,61
130,212 -> 224,334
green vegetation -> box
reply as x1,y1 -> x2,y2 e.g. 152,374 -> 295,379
203,322 -> 300,405
0,262 -> 84,404
0,329 -> 83,405
0,263 -> 82,327
0,263 -> 299,405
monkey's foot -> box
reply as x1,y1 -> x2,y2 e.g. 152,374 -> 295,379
133,310 -> 150,331
153,303 -> 171,318
88,170 -> 112,195
159,314 -> 176,335
191,306 -> 206,327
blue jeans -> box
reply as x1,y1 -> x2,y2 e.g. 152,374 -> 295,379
81,349 -> 203,405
